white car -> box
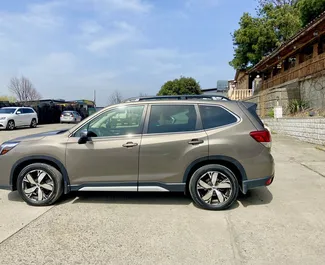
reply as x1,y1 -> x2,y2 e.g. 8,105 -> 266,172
60,110 -> 82,123
0,107 -> 38,130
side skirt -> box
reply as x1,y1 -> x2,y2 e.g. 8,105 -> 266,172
69,182 -> 186,192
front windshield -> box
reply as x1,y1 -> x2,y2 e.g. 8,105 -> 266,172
0,108 -> 17,114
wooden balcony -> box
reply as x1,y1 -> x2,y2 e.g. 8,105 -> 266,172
261,53 -> 325,90
229,89 -> 253,100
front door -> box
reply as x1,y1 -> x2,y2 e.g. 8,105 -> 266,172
15,108 -> 24,126
138,104 -> 209,192
66,104 -> 147,190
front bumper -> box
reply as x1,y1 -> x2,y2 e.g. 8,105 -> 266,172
0,120 -> 8,129
242,175 -> 274,194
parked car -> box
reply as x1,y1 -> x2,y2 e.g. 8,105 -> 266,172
60,111 -> 82,124
0,96 -> 274,210
0,107 -> 38,130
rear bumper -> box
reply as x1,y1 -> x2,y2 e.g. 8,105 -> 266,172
242,175 -> 274,194
0,185 -> 12,190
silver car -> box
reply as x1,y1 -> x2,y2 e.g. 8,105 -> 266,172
60,111 -> 82,124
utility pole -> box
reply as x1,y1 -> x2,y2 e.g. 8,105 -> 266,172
93,89 -> 96,106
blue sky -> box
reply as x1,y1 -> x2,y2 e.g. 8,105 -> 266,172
0,0 -> 257,106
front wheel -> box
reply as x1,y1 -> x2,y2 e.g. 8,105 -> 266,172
17,163 -> 63,206
6,120 -> 15,130
189,164 -> 239,210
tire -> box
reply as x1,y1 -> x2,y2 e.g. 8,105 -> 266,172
30,118 -> 37,128
6,120 -> 15,130
189,164 -> 239,210
17,163 -> 63,206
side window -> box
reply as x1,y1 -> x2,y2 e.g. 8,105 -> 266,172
148,105 -> 197,134
74,105 -> 145,137
22,108 -> 33,114
199,105 -> 238,129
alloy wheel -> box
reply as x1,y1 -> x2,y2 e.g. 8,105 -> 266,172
8,121 -> 15,130
196,171 -> 232,205
22,170 -> 54,202
31,120 -> 37,127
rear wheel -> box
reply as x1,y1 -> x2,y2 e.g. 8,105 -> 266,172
189,164 -> 239,210
30,118 -> 37,128
17,163 -> 63,206
6,120 -> 15,130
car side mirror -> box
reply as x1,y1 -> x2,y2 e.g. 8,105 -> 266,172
16,111 -> 21,115
78,130 -> 97,144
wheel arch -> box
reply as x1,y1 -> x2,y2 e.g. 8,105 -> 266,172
183,156 -> 247,195
10,156 -> 70,194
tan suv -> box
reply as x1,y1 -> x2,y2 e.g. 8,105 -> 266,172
0,95 -> 274,210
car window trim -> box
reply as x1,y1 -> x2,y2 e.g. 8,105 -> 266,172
70,104 -> 148,138
142,103 -> 202,135
198,103 -> 241,131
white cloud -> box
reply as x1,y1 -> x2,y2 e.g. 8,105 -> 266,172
0,1 -> 65,30
86,34 -> 130,52
185,0 -> 221,8
83,20 -> 142,53
81,0 -> 152,13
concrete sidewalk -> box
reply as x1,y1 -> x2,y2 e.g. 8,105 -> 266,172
0,134 -> 325,265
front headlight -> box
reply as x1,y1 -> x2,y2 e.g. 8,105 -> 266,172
0,142 -> 19,155
0,117 -> 6,120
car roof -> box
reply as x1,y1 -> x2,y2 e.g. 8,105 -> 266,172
2,107 -> 18,109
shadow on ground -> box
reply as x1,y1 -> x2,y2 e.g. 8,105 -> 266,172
7,187 -> 273,209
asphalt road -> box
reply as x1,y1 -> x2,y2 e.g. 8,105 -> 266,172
0,125 -> 325,265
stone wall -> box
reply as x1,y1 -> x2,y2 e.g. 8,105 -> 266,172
263,118 -> 325,145
245,74 -> 325,117
300,75 -> 325,109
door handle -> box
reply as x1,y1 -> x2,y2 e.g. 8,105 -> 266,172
188,139 -> 204,145
122,142 -> 138,148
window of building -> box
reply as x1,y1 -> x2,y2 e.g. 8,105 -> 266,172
147,105 -> 197,134
284,56 -> 296,71
318,35 -> 325,55
199,105 -> 238,130
300,45 -> 314,62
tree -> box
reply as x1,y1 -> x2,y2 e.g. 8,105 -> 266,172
298,0 -> 325,26
230,4 -> 301,69
8,76 -> 41,102
157,76 -> 202,96
258,0 -> 298,7
108,90 -> 123,105
0,95 -> 16,102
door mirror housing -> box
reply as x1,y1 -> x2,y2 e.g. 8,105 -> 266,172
78,130 -> 89,144
78,129 -> 97,144
16,111 -> 21,115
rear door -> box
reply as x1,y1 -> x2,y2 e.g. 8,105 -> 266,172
22,108 -> 33,126
138,103 -> 208,191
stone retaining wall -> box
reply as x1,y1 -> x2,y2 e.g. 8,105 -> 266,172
263,118 -> 325,145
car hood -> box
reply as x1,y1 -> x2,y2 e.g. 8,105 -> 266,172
7,129 -> 70,143
0,114 -> 13,118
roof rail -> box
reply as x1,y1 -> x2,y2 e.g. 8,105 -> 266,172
122,94 -> 231,103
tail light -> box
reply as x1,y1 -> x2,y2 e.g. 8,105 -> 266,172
250,130 -> 271,147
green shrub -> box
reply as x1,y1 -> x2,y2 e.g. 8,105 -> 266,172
287,99 -> 309,114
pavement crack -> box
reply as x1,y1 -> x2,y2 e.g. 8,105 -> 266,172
0,205 -> 55,245
301,163 -> 325,178
225,213 -> 243,265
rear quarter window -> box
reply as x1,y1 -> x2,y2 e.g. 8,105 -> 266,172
199,105 -> 238,129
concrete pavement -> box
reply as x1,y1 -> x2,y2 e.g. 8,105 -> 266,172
0,127 -> 325,265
